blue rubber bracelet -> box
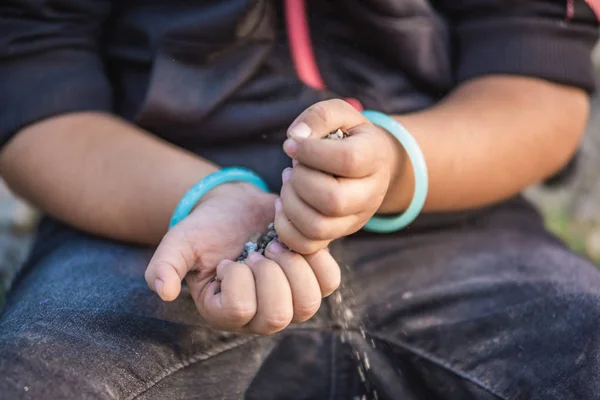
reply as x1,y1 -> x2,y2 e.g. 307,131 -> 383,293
169,166 -> 269,229
361,110 -> 428,232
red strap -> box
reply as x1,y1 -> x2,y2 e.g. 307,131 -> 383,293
284,0 -> 364,111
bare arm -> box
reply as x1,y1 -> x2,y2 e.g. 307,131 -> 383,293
0,113 -> 219,245
380,75 -> 590,213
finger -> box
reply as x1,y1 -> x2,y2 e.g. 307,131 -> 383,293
284,125 -> 382,178
280,179 -> 360,241
244,253 -> 294,335
193,260 -> 257,331
145,228 -> 198,301
264,240 -> 322,323
274,198 -> 329,255
287,99 -> 368,140
304,249 -> 341,298
290,164 -> 385,217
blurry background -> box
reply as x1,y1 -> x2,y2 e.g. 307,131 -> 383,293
2,46 -> 600,307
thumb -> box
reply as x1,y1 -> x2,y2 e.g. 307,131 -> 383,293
286,99 -> 367,141
145,228 -> 197,301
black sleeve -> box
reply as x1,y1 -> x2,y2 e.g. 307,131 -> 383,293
433,0 -> 600,92
0,0 -> 113,147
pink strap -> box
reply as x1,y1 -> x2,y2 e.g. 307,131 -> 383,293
284,0 -> 364,111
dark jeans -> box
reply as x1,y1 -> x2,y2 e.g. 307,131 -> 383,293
1,198 -> 600,399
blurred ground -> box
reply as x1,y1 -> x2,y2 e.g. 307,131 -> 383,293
2,47 -> 600,306
0,184 -> 36,308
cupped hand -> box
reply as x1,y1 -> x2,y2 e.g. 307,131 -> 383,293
144,181 -> 340,335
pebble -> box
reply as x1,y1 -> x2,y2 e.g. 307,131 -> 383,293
237,223 -> 282,263
344,308 -> 354,321
244,242 -> 258,253
358,366 -> 366,383
401,291 -> 413,300
327,129 -> 348,140
334,291 -> 343,304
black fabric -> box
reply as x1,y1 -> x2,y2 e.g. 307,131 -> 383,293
0,0 -> 598,175
0,1 -> 114,144
433,0 -> 599,89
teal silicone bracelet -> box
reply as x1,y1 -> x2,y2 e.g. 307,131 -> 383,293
361,110 -> 428,232
169,166 -> 269,229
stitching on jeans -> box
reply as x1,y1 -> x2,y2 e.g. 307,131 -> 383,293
128,336 -> 262,400
371,334 -> 508,400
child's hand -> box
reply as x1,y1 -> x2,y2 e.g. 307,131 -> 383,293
144,182 -> 340,334
277,99 -> 401,254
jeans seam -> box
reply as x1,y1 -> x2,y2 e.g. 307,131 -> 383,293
371,334 -> 508,400
128,335 -> 263,400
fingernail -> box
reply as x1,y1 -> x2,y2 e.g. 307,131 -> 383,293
154,279 -> 164,299
267,240 -> 283,255
282,168 -> 292,184
275,198 -> 282,212
283,139 -> 298,156
247,252 -> 262,265
288,122 -> 311,138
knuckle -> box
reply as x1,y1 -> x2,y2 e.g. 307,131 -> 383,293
322,189 -> 346,216
293,297 -> 322,322
288,239 -> 320,255
305,218 -> 330,241
340,147 -> 363,174
321,271 -> 342,297
330,98 -> 350,109
308,102 -> 331,125
155,260 -> 182,279
279,250 -> 303,265
276,232 -> 296,252
262,311 -> 293,334
223,303 -> 256,325
254,257 -> 279,272
321,277 -> 341,297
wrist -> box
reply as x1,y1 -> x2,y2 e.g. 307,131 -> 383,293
170,167 -> 271,229
199,181 -> 263,205
192,180 -> 275,219
378,121 -> 414,213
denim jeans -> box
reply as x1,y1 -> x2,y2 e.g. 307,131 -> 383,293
1,197 -> 599,399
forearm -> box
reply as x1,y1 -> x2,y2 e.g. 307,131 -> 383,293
0,112 -> 218,245
380,76 -> 590,213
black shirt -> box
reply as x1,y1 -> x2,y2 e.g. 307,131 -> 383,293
1,0 -> 598,190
